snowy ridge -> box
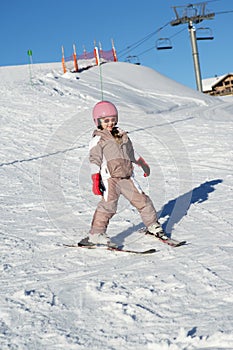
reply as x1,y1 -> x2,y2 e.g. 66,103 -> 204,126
1,61 -> 233,349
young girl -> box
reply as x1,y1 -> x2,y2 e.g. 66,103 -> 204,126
79,101 -> 166,248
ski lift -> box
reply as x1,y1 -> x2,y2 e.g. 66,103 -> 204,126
156,38 -> 173,50
196,27 -> 214,40
125,55 -> 140,65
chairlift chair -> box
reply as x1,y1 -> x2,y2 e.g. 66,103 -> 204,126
196,27 -> 214,40
156,38 -> 173,50
125,55 -> 140,65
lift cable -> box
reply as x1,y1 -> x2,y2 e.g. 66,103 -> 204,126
117,21 -> 171,59
136,27 -> 186,57
215,10 -> 233,15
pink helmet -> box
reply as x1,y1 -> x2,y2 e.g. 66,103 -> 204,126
92,101 -> 118,126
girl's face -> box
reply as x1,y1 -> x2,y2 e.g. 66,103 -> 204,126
100,116 -> 117,132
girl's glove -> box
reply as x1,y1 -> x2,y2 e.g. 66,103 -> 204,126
91,173 -> 103,195
136,157 -> 150,177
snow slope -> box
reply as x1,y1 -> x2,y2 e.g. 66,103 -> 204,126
1,61 -> 233,350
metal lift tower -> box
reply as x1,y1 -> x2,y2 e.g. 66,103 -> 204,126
170,2 -> 215,91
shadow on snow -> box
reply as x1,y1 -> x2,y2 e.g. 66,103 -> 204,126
114,179 -> 222,243
160,178 -> 223,235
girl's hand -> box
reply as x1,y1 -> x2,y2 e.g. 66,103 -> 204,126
136,157 -> 150,177
91,173 -> 103,195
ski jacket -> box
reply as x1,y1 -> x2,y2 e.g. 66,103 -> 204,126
89,128 -> 137,180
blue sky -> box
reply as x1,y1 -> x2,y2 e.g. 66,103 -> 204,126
1,0 -> 233,89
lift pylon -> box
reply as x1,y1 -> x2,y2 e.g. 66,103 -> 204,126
170,2 -> 215,92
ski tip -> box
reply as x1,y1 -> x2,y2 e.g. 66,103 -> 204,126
143,248 -> 157,254
174,240 -> 187,247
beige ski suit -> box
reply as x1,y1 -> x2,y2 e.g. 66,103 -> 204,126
89,128 -> 158,234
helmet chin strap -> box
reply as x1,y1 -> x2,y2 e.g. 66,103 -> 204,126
97,119 -> 103,130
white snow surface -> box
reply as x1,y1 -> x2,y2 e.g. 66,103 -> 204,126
1,61 -> 233,350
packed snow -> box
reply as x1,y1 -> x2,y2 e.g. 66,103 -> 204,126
0,60 -> 233,350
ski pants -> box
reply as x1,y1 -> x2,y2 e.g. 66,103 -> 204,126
90,177 -> 158,234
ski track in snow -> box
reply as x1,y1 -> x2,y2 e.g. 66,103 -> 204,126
0,62 -> 233,349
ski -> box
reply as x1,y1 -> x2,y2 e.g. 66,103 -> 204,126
145,231 -> 186,247
109,247 -> 157,254
63,244 -> 157,254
